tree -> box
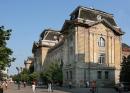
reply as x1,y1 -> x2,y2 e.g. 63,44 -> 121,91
12,74 -> 19,82
29,72 -> 40,82
0,26 -> 15,70
41,62 -> 63,86
20,68 -> 29,82
120,55 -> 130,82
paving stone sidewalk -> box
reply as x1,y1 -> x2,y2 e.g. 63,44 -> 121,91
3,83 -> 130,93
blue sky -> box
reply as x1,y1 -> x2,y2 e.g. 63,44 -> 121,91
0,0 -> 130,75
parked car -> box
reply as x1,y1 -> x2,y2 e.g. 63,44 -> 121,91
114,82 -> 130,91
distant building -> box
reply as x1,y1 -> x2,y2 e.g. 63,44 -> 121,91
32,29 -> 62,72
24,57 -> 34,70
122,43 -> 130,58
0,68 -> 8,80
32,6 -> 124,87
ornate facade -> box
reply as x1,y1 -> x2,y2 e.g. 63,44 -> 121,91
32,6 -> 124,87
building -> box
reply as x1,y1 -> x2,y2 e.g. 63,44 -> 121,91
32,6 -> 124,87
122,43 -> 130,58
24,57 -> 34,70
32,29 -> 62,72
0,67 -> 8,80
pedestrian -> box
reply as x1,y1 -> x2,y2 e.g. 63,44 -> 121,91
32,82 -> 36,93
68,81 -> 72,89
51,81 -> 54,92
5,82 -> 8,90
23,81 -> 26,88
2,82 -> 5,90
0,84 -> 3,93
118,83 -> 124,93
85,80 -> 89,88
17,81 -> 21,90
90,80 -> 96,93
48,81 -> 52,92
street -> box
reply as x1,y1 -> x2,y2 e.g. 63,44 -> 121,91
3,83 -> 130,93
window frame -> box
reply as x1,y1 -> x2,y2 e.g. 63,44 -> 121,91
66,71 -> 68,80
98,53 -> 105,64
98,37 -> 105,47
97,71 -> 102,79
69,71 -> 72,80
105,71 -> 109,79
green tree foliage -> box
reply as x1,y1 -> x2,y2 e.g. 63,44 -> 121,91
40,62 -> 63,85
120,55 -> 130,82
20,68 -> 29,82
29,72 -> 40,82
12,74 -> 19,82
0,26 -> 15,70
12,68 -> 37,84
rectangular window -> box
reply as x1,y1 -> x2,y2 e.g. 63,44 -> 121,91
70,71 -> 72,79
66,71 -> 68,80
70,47 -> 73,54
97,71 -> 102,79
105,71 -> 109,79
98,53 -> 105,64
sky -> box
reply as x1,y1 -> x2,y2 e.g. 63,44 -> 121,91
0,0 -> 130,75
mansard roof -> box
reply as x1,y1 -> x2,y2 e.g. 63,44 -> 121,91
40,29 -> 61,40
70,6 -> 113,17
32,41 -> 39,53
61,19 -> 124,35
48,39 -> 64,53
24,56 -> 33,64
70,6 -> 117,26
32,29 -> 62,53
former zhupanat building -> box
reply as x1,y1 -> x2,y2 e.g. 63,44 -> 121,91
32,6 -> 124,87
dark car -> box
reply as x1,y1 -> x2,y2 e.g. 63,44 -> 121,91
114,82 -> 130,91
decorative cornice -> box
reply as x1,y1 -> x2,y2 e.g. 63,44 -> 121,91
61,19 -> 124,35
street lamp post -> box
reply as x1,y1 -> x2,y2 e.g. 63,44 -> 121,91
16,67 -> 20,90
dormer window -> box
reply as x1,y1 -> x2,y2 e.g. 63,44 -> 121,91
98,37 -> 105,47
97,15 -> 102,20
71,15 -> 76,20
54,36 -> 57,40
70,10 -> 79,20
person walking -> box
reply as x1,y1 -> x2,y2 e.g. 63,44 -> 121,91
48,81 -> 52,92
0,82 -> 4,93
85,80 -> 89,88
32,82 -> 36,93
118,83 -> 124,93
68,81 -> 72,89
90,80 -> 96,93
17,81 -> 21,90
5,82 -> 8,90
1,82 -> 5,90
23,81 -> 26,88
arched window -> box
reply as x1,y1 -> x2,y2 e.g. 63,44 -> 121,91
98,37 -> 105,47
